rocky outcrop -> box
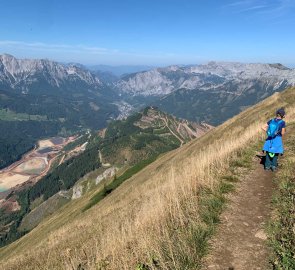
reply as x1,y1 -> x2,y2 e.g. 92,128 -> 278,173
96,167 -> 118,185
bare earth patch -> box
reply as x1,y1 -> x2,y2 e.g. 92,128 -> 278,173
0,136 -> 70,193
38,139 -> 55,148
0,173 -> 31,190
202,160 -> 274,270
13,158 -> 47,175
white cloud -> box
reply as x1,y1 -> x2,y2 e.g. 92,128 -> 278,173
0,40 -> 118,55
224,0 -> 295,16
0,40 -> 198,65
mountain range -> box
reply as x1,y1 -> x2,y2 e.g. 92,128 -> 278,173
0,54 -> 115,97
117,62 -> 295,96
1,53 -> 295,168
2,54 -> 295,125
117,62 -> 295,124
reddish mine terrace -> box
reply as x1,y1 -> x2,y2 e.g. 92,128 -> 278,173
0,136 -> 75,200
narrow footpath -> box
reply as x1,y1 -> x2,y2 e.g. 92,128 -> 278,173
202,158 -> 275,270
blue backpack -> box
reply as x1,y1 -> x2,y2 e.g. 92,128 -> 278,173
267,119 -> 282,138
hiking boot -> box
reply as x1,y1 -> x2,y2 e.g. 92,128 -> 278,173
264,167 -> 271,171
271,166 -> 277,172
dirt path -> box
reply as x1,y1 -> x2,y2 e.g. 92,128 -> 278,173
58,154 -> 65,166
183,122 -> 198,138
98,150 -> 111,167
162,116 -> 184,146
202,159 -> 275,270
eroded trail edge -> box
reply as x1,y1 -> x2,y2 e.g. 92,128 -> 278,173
203,160 -> 275,270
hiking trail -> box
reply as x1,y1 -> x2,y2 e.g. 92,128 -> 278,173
202,157 -> 275,270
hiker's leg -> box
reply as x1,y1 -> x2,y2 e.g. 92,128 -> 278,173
265,152 -> 271,169
273,154 -> 279,167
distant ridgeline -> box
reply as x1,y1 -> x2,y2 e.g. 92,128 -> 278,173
116,62 -> 295,125
0,107 -> 211,247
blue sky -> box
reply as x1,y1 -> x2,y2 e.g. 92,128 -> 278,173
0,0 -> 294,66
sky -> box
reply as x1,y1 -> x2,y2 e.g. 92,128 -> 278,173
0,0 -> 294,66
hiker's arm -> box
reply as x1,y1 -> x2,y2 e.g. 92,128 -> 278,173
281,127 -> 286,136
262,124 -> 268,131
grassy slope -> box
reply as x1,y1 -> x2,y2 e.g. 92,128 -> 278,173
0,87 -> 295,270
268,122 -> 295,269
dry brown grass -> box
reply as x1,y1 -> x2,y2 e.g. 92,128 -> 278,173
1,87 -> 295,270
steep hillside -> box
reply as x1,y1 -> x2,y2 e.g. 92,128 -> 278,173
1,87 -> 294,269
268,125 -> 295,269
100,106 -> 212,165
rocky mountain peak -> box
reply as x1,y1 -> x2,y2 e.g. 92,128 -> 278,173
0,54 -> 102,92
117,61 -> 295,97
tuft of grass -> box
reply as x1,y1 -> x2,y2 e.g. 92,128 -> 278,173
219,181 -> 235,194
135,263 -> 151,270
222,175 -> 239,183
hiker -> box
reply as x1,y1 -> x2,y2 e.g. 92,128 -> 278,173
262,108 -> 286,171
